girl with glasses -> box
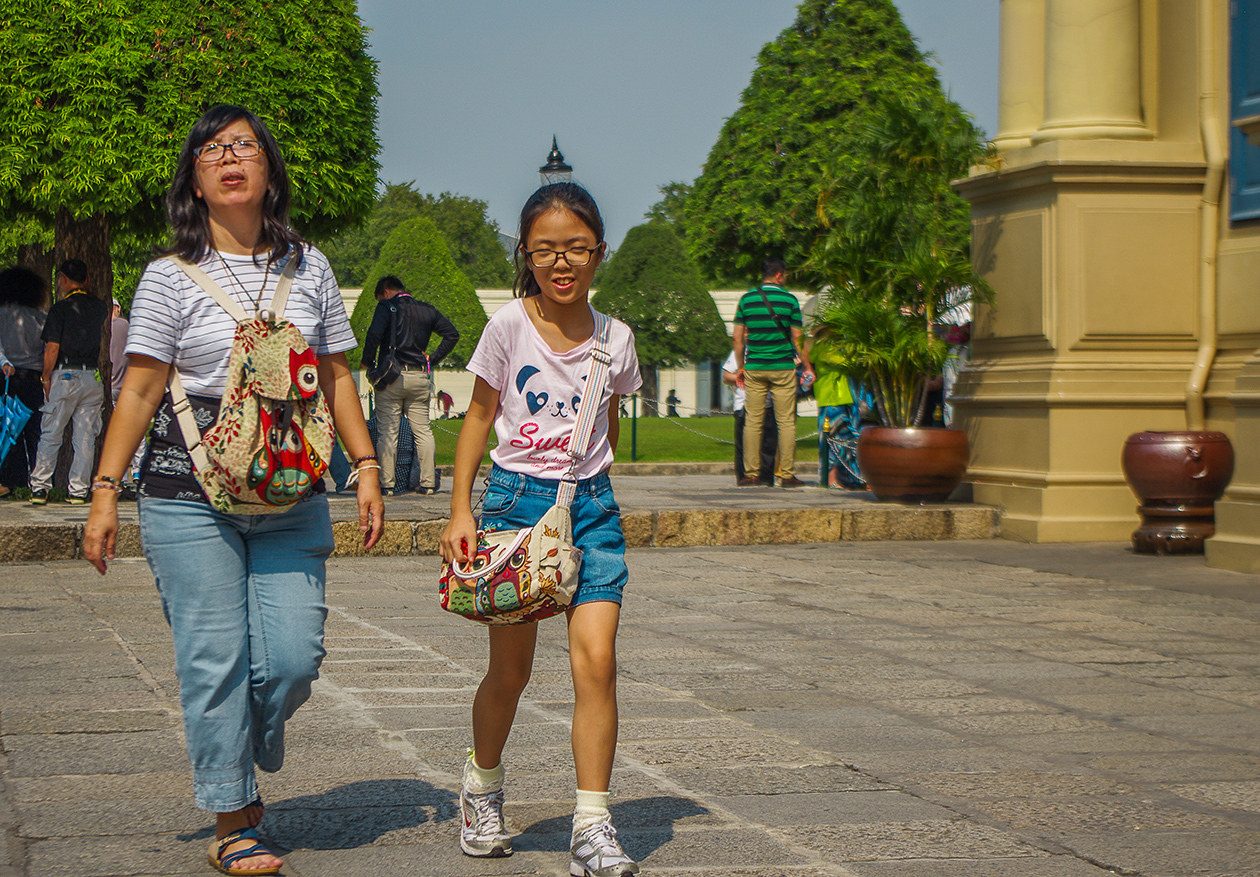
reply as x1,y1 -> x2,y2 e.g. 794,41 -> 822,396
440,182 -> 643,876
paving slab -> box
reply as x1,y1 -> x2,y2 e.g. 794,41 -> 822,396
4,539 -> 1260,876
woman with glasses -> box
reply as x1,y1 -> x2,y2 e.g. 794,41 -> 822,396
83,104 -> 383,875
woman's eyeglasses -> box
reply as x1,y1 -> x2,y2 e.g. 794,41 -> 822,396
524,246 -> 600,269
193,140 -> 263,163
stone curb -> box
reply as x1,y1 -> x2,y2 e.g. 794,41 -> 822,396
0,505 -> 1001,563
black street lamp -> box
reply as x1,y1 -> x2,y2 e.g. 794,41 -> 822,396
539,136 -> 572,185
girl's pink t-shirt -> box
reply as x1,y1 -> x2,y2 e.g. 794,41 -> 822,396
467,298 -> 642,480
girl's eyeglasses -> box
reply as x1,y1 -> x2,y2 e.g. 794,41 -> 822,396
524,246 -> 600,269
193,140 -> 263,163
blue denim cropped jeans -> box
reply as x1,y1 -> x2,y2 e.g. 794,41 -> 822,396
138,495 -> 334,812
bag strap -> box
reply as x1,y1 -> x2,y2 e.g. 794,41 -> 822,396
167,369 -> 211,479
755,286 -> 796,347
555,312 -> 613,508
169,255 -> 298,322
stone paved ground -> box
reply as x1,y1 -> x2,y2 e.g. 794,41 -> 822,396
3,541 -> 1259,876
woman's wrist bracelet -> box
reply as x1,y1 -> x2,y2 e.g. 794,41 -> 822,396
91,479 -> 121,493
352,454 -> 378,467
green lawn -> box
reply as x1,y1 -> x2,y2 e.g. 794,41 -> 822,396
429,414 -> 818,466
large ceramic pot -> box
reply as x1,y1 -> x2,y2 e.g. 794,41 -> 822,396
1121,431 -> 1234,555
856,426 -> 969,503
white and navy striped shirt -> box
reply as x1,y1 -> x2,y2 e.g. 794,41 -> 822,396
126,246 -> 355,397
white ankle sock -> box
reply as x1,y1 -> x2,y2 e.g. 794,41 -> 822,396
464,752 -> 504,794
573,789 -> 611,834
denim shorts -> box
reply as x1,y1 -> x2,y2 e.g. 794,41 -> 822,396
480,465 -> 628,606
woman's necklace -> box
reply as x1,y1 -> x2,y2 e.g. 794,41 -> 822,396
218,250 -> 271,315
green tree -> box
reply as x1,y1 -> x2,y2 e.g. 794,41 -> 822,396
0,0 -> 379,301
684,0 -> 960,288
645,182 -> 693,235
592,219 -> 729,414
348,217 -> 488,370
320,184 -> 512,289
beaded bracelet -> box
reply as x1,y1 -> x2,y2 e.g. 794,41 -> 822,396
91,480 -> 120,493
352,454 -> 379,466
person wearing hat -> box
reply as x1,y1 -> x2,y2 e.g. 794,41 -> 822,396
29,259 -> 110,504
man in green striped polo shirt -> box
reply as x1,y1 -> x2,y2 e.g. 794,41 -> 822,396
732,259 -> 814,488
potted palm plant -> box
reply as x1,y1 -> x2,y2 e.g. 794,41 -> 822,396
809,91 -> 995,502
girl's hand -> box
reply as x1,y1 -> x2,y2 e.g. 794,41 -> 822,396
83,491 -> 119,575
440,510 -> 479,568
355,469 -> 384,549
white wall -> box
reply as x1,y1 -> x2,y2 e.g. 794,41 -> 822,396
342,287 -> 816,418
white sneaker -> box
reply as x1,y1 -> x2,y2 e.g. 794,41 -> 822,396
459,758 -> 511,857
570,820 -> 639,876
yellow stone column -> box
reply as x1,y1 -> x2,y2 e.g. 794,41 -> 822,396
1033,0 -> 1152,143
993,0 -> 1045,152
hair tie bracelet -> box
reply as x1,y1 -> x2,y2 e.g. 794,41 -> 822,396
341,463 -> 382,489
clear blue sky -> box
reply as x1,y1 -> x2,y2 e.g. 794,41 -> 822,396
355,0 -> 999,250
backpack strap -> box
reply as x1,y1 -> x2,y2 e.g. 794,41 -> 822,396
167,369 -> 211,482
168,257 -> 250,322
556,312 -> 613,508
265,256 -> 299,318
168,255 -> 298,321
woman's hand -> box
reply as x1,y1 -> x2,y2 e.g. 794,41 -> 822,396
440,510 -> 479,568
355,467 -> 384,549
83,491 -> 119,575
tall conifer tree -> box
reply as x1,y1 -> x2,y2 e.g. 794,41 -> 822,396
685,0 -> 969,288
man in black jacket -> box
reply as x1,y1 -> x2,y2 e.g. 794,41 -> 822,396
363,276 -> 459,495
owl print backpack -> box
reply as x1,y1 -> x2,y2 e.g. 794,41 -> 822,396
166,256 -> 334,514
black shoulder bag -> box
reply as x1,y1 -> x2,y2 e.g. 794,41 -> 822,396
366,300 -> 402,390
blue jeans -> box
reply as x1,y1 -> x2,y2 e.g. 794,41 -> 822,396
138,495 -> 334,812
480,465 -> 628,605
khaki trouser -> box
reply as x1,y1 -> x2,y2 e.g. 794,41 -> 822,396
743,368 -> 797,481
376,369 -> 434,490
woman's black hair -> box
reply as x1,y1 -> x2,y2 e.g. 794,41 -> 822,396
164,104 -> 303,266
0,266 -> 48,310
513,182 -> 605,299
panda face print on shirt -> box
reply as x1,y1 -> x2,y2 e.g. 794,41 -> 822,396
507,363 -> 594,472
515,365 -> 585,419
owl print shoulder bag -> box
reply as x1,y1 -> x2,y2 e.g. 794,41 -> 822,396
165,256 -> 334,515
439,313 -> 612,625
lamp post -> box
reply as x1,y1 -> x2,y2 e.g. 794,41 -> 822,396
539,136 -> 572,185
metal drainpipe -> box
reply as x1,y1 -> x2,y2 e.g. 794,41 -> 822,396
1187,0 -> 1226,431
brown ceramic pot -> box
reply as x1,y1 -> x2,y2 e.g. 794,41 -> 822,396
856,427 -> 969,503
1120,431 -> 1234,555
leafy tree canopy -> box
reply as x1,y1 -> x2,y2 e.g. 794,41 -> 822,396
0,0 -> 379,300
592,219 -> 729,372
348,217 -> 488,370
645,182 -> 692,235
684,0 -> 964,289
320,184 -> 513,289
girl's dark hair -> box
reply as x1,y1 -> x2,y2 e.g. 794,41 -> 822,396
0,266 -> 48,309
513,182 -> 605,298
165,104 -> 303,266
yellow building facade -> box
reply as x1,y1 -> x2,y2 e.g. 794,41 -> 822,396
955,0 -> 1260,571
